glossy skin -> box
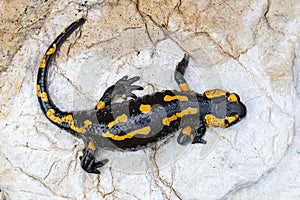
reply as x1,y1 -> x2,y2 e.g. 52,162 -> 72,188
37,18 -> 247,174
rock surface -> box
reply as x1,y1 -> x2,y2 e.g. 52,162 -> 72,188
0,0 -> 299,199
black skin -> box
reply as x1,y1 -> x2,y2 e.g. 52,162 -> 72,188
37,18 -> 247,174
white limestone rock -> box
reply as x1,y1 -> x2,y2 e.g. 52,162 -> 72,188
0,0 -> 299,199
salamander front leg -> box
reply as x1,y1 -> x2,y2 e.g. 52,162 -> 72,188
192,124 -> 207,144
174,53 -> 190,92
177,126 -> 196,145
80,141 -> 108,174
95,76 -> 143,110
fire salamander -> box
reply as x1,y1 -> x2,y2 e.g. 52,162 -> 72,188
37,18 -> 247,174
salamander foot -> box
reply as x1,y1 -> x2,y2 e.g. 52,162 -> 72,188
80,148 -> 109,174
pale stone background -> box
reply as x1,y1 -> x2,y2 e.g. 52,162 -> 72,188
0,0 -> 299,199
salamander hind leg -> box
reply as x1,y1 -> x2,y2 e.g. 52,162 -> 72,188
113,76 -> 144,100
80,141 -> 109,174
174,53 -> 190,92
95,76 -> 143,110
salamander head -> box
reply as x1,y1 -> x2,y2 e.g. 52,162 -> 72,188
203,89 -> 246,128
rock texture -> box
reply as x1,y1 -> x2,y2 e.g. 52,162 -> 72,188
0,0 -> 299,199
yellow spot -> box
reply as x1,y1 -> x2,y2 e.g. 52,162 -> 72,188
71,120 -> 92,133
39,55 -> 46,68
88,141 -> 97,151
162,107 -> 198,126
204,89 -> 227,99
113,93 -> 126,99
179,83 -> 189,92
108,114 -> 128,129
163,115 -> 177,126
205,114 -> 239,128
62,29 -> 66,33
46,44 -> 57,55
103,126 -> 151,141
164,95 -> 188,102
96,101 -> 105,109
140,104 -> 151,114
182,126 -> 194,140
228,93 -> 238,102
226,114 -> 239,124
205,114 -> 226,128
36,85 -> 48,102
46,109 -> 92,134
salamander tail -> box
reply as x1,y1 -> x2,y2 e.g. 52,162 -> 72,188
36,18 -> 85,131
